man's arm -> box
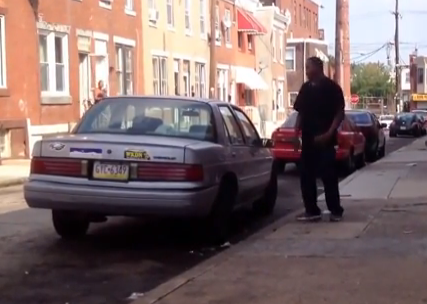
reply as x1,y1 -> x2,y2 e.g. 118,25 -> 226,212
293,83 -> 307,133
327,82 -> 345,134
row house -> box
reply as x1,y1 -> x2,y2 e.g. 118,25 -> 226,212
0,0 -> 142,158
409,55 -> 427,110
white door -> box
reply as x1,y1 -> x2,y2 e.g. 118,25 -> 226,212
79,53 -> 90,117
94,39 -> 109,95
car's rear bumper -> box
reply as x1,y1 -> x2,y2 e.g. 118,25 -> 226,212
272,148 -> 349,161
24,180 -> 219,218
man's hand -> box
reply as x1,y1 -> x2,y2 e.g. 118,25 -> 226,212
314,129 -> 333,145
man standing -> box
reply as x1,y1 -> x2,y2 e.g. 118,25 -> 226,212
293,57 -> 345,222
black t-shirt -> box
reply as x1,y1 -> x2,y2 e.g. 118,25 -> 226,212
293,77 -> 345,147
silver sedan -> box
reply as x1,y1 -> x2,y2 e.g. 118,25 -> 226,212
24,96 -> 277,242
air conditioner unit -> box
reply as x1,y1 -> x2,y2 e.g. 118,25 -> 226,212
148,9 -> 158,21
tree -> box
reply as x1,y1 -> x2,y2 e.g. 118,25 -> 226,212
351,62 -> 394,97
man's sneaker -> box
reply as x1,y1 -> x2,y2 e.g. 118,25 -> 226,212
296,212 -> 321,222
330,214 -> 343,222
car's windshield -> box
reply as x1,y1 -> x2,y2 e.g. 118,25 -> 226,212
346,112 -> 372,125
380,115 -> 394,120
76,98 -> 215,141
396,113 -> 414,122
281,112 -> 298,128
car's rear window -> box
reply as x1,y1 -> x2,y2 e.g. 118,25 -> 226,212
346,112 -> 372,124
396,113 -> 415,122
380,115 -> 394,120
75,98 -> 215,141
412,111 -> 427,118
281,112 -> 298,128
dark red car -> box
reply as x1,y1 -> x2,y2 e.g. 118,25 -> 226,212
271,111 -> 366,173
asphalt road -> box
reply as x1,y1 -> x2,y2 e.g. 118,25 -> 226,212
0,134 -> 418,304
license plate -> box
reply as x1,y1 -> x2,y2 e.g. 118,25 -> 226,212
400,126 -> 407,130
93,162 -> 129,180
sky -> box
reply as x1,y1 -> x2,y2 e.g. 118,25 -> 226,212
318,0 -> 427,65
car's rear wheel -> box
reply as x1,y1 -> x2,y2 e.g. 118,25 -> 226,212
413,127 -> 421,137
274,160 -> 286,174
253,166 -> 278,216
389,130 -> 397,138
366,141 -> 378,162
355,151 -> 366,169
52,210 -> 90,239
205,175 -> 237,245
378,139 -> 386,158
341,149 -> 356,175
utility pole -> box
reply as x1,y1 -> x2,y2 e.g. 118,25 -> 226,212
208,0 -> 217,99
393,0 -> 400,113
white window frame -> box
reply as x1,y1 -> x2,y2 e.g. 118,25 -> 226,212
215,5 -> 221,46
115,43 -> 134,95
200,0 -> 206,38
148,0 -> 156,9
279,32 -> 284,63
167,0 -> 174,28
125,0 -> 135,14
195,62 -> 206,98
0,16 -> 6,89
152,56 -> 168,95
38,30 -> 70,97
285,47 -> 296,71
272,31 -> 276,61
288,91 -> 298,107
99,0 -> 112,10
185,0 -> 191,34
224,9 -> 232,47
216,68 -> 228,101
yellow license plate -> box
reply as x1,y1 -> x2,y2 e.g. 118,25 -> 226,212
93,162 -> 129,180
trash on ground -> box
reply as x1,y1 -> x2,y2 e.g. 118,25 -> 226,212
126,292 -> 144,300
220,241 -> 231,248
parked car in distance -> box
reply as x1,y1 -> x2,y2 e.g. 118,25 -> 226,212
411,110 -> 427,135
379,114 -> 394,129
346,110 -> 386,162
389,112 -> 424,137
24,96 -> 277,242
271,111 -> 366,174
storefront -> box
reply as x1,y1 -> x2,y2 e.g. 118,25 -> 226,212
411,93 -> 427,110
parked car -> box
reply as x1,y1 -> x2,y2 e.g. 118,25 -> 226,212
390,112 -> 424,137
24,96 -> 277,242
379,114 -> 394,129
346,110 -> 387,162
411,110 -> 427,135
271,111 -> 366,174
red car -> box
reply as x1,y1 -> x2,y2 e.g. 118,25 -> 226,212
271,112 -> 366,173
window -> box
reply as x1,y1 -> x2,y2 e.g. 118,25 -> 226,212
200,0 -> 206,36
224,9 -> 231,45
148,0 -> 155,9
272,31 -> 276,60
174,59 -> 180,95
404,71 -> 410,84
152,56 -> 168,95
244,89 -> 253,105
77,98 -> 215,142
195,63 -> 206,97
279,32 -> 284,62
234,109 -> 260,144
247,35 -> 253,50
125,0 -> 134,11
277,81 -> 284,109
167,0 -> 174,27
219,106 -> 244,145
116,45 -> 134,95
289,92 -> 298,106
99,0 -> 112,9
217,69 -> 227,101
238,32 -> 243,48
0,16 -> 6,88
185,0 -> 191,32
38,31 -> 69,95
285,47 -> 295,70
215,5 -> 221,44
418,68 -> 424,84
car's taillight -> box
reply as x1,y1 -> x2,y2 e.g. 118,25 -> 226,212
132,163 -> 204,182
30,157 -> 86,177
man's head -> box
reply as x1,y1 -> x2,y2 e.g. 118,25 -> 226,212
306,56 -> 324,81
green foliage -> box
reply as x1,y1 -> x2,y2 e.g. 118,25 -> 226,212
351,62 -> 394,97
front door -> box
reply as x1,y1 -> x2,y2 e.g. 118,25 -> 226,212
79,53 -> 90,117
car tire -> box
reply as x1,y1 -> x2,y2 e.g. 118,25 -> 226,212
355,151 -> 366,169
274,160 -> 286,174
389,131 -> 397,138
205,176 -> 237,245
342,149 -> 356,175
366,141 -> 378,162
378,139 -> 386,158
52,210 -> 90,240
253,166 -> 278,216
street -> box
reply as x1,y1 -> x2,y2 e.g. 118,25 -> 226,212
0,134 -> 417,304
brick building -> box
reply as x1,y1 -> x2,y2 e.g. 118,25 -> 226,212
0,0 -> 142,158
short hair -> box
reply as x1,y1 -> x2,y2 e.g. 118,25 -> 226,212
307,56 -> 324,71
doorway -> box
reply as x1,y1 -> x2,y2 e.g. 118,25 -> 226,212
79,53 -> 90,117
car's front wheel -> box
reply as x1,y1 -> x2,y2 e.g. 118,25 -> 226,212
52,210 -> 90,239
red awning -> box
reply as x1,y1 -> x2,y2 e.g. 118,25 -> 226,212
237,8 -> 267,35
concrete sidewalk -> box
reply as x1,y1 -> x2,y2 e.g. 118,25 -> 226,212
136,137 -> 427,304
0,160 -> 29,188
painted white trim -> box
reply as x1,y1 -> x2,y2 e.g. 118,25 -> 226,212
273,19 -> 286,30
278,76 -> 285,81
93,31 -> 109,41
125,9 -> 137,16
288,91 -> 298,107
151,50 -> 169,57
285,46 -> 296,71
113,36 -> 136,47
287,38 -> 328,45
217,63 -> 230,70
173,53 -> 192,61
0,16 -> 6,89
194,57 -> 207,63
76,29 -> 92,37
99,0 -> 112,10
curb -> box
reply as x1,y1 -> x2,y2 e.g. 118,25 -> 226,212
132,142 -> 408,304
0,177 -> 27,189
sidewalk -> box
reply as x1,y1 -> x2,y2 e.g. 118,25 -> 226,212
0,159 -> 29,188
136,137 -> 427,304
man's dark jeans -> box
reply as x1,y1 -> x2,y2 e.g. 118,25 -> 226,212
299,144 -> 344,216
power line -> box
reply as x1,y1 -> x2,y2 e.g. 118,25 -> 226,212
351,43 -> 388,63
